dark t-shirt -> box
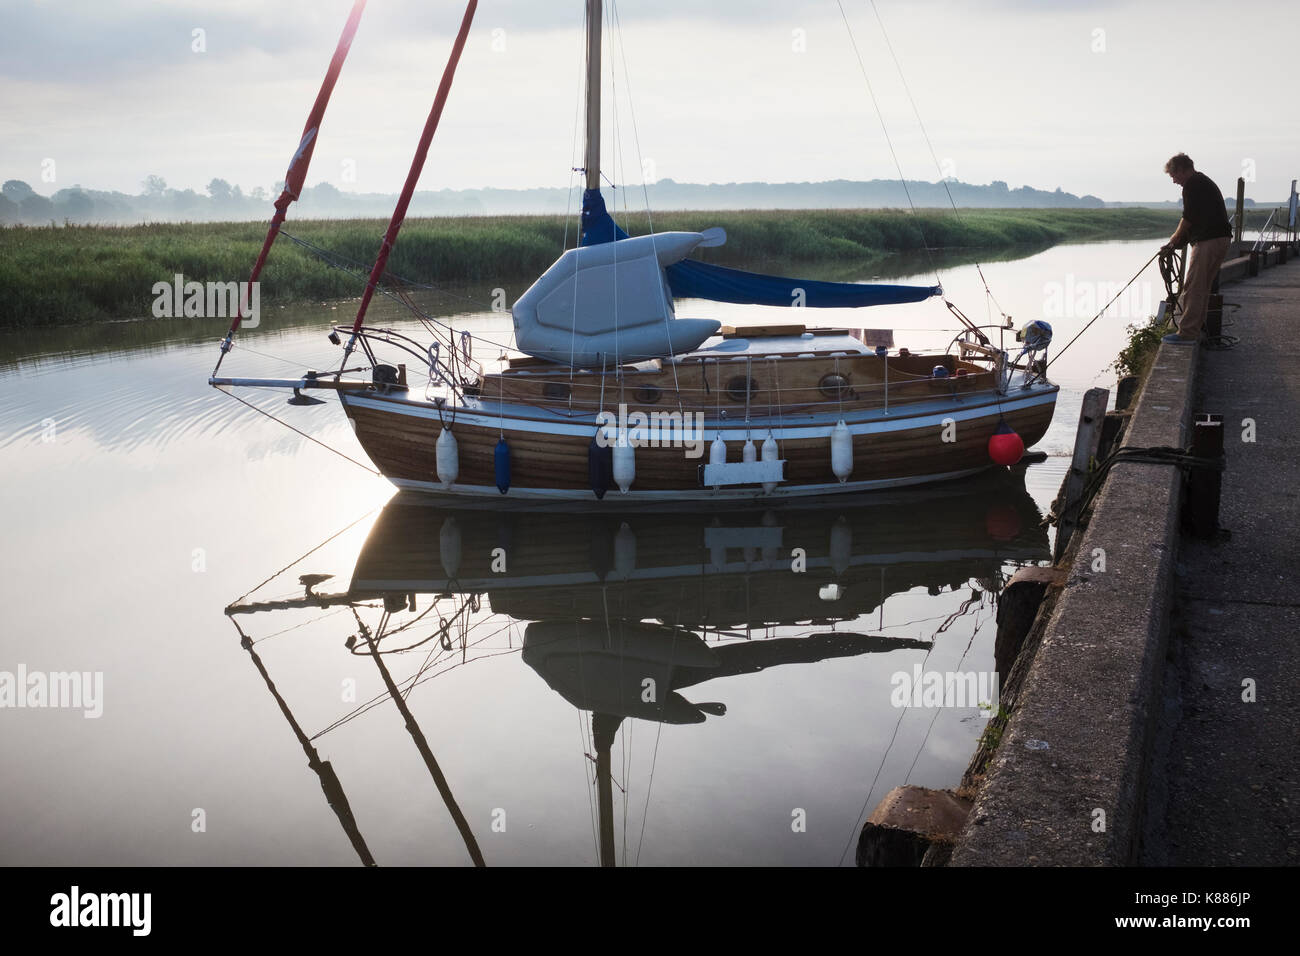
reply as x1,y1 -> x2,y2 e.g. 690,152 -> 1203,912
1181,171 -> 1232,243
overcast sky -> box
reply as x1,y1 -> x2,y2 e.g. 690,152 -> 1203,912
2,0 -> 1296,203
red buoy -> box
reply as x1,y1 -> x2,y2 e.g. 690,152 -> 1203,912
988,419 -> 1025,466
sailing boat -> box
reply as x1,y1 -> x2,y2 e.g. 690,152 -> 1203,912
210,0 -> 1058,503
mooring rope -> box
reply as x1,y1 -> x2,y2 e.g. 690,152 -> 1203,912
1051,443 -> 1224,529
1047,250 -> 1162,369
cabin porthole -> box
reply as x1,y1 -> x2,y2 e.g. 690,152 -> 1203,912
542,382 -> 571,401
818,372 -> 851,399
726,376 -> 760,403
634,385 -> 662,405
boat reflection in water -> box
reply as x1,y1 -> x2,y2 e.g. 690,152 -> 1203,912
226,469 -> 1048,866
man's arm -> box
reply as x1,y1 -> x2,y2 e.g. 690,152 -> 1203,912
1163,217 -> 1191,252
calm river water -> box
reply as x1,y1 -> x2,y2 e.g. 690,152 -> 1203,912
0,237 -> 1167,865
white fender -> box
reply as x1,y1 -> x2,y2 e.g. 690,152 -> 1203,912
436,428 -> 459,487
830,420 -> 852,483
761,433 -> 779,494
613,429 -> 635,493
709,434 -> 727,490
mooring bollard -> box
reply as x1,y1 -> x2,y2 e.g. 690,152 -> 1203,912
1115,375 -> 1139,411
1206,293 -> 1224,338
1187,413 -> 1224,539
1248,250 -> 1260,277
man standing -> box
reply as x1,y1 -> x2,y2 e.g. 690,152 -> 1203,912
1161,153 -> 1232,344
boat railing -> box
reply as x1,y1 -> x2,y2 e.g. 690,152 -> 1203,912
475,368 -> 1013,419
339,324 -> 482,391
348,324 -> 1043,416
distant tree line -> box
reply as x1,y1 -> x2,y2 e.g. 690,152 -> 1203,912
0,175 -> 286,226
0,175 -> 1265,226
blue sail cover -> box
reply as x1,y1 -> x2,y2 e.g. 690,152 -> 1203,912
579,189 -> 940,308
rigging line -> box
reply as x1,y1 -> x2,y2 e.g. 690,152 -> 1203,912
1047,249 -> 1161,368
604,8 -> 625,371
251,605 -> 354,645
606,0 -> 623,232
384,633 -> 519,686
399,610 -> 452,692
904,675 -> 946,787
311,617 -> 522,740
361,600 -> 458,655
904,592 -> 985,785
633,626 -> 676,869
609,0 -> 649,239
226,505 -> 378,608
835,0 -> 940,287
279,229 -> 518,358
773,357 -> 787,455
600,590 -> 631,865
212,387 -> 380,476
622,708 -> 631,867
835,635 -> 940,867
867,0 -> 1006,314
278,229 -> 479,307
580,709 -> 601,863
359,619 -> 487,868
226,341 -> 328,372
634,587 -> 689,868
609,0 -> 686,413
563,0 -> 588,255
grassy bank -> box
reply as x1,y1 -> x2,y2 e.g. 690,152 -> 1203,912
0,208 -> 1183,329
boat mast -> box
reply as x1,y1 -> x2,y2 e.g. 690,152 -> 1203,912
592,712 -> 619,867
583,0 -> 602,192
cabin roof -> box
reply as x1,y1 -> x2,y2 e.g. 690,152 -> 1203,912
675,328 -> 875,362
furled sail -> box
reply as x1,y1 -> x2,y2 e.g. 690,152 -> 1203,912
580,189 -> 941,308
511,231 -> 721,367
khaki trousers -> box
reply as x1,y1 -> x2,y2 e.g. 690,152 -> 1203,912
1177,236 -> 1231,339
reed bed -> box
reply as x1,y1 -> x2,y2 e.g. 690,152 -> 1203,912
0,208 -> 1184,328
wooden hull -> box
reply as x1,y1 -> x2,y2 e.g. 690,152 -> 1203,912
340,381 -> 1057,503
